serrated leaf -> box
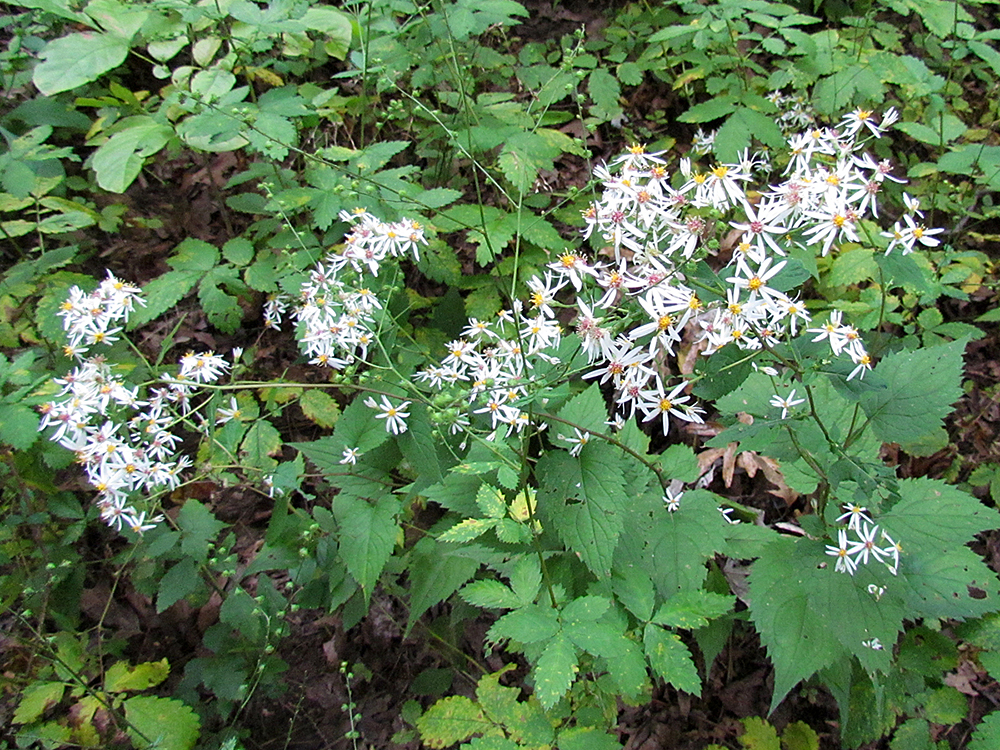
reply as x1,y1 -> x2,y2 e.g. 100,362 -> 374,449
561,595 -> 610,624
588,68 -> 622,121
509,556 -> 542,605
643,624 -> 701,695
498,147 -> 536,194
105,658 -> 169,693
739,716 -> 780,750
198,273 -> 243,333
476,483 -> 507,519
554,382 -> 608,435
488,603 -> 560,644
562,447 -> 626,577
713,108 -> 786,163
416,695 -> 487,749
558,726 -> 623,750
156,557 -> 199,612
533,632 -> 578,710
613,566 -> 656,622
123,695 -> 201,750
127,269 -> 200,329
176,499 -> 225,563
335,494 -> 400,601
781,721 -> 820,750
292,396 -> 391,474
222,237 -> 254,266
563,620 -> 625,660
13,681 -> 64,724
168,238 -> 220,272
858,337 -> 966,452
969,710 -> 1000,750
653,590 -> 735,629
241,419 -> 282,470
462,579 -> 522,609
299,389 -> 340,428
439,517 -> 497,543
0,403 -> 39,450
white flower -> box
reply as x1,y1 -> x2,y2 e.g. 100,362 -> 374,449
836,503 -> 873,533
663,488 -> 683,512
558,428 -> 590,457
215,396 -> 242,425
340,447 -> 360,465
826,528 -> 858,575
364,395 -> 411,435
769,389 -> 805,419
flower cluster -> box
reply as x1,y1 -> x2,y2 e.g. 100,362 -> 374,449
264,209 -> 426,368
41,281 -> 233,535
56,271 -> 145,359
825,504 -> 902,576
413,285 -> 565,439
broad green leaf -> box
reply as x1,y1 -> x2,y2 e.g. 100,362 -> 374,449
475,483 -> 506,519
292,396 -> 391,474
241,419 -> 282,470
127,270 -> 200,329
653,590 -> 735,629
91,117 -> 173,193
477,671 -> 555,746
678,96 -> 737,124
643,624 -> 701,694
13,681 -> 64,724
104,659 -> 169,693
533,632 -> 578,710
222,237 -> 254,266
558,726 -> 623,750
299,389 -> 340,428
857,337 -> 966,453
563,620 -> 625,659
561,595 -> 610,624
123,695 -> 201,750
169,238 -> 220,272
176,499 -> 225,563
416,695 -> 487,749
781,721 -> 820,750
613,565 -> 656,622
34,32 -> 130,95
335,494 -> 400,600
0,403 -> 39,450
553,382 -> 609,435
488,603 -> 560,645
508,555 -> 542,606
739,717 -> 779,750
198,269 -> 243,333
713,108 -> 785,163
156,557 -> 199,612
556,446 -> 626,577
969,710 -> 1000,750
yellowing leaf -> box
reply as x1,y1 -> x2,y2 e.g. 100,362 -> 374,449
416,695 -> 487,748
300,389 -> 340,428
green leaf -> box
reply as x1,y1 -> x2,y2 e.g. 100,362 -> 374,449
588,68 -> 622,121
13,681 -> 64,724
222,237 -> 254,266
123,695 -> 201,750
0,403 -> 39,450
969,710 -> 1000,750
509,555 -> 542,606
679,96 -> 737,124
533,632 -> 578,710
553,382 -> 609,435
34,32 -> 130,95
127,269 -> 200,329
461,579 -> 522,610
416,695 -> 487,749
335,494 -> 400,601
241,419 -> 282,470
613,565 -> 656,622
653,590 -> 735,629
558,726 -> 623,750
556,446 -> 626,577
488,603 -> 560,644
881,478 -> 1000,619
781,721 -> 820,750
439,517 -> 498,543
857,337 -> 966,453
176,499 -> 225,563
739,717 -> 780,750
713,108 -> 786,163
104,659 -> 170,693
156,557 -> 199,612
563,620 -> 625,659
475,483 -> 507,519
643,624 -> 701,694
91,117 -> 173,193
198,268 -> 243,333
169,238 -> 220,272
292,396 -> 391,473
561,595 -> 610,624
299,389 -> 340,428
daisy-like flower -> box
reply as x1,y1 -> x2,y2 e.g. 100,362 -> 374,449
340,447 -> 361,465
846,522 -> 887,567
825,528 -> 858,575
663,488 -> 683,512
215,396 -> 242,425
558,428 -> 590,457
769,389 -> 805,419
364,395 -> 411,435
178,351 -> 230,384
836,503 -> 873,533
